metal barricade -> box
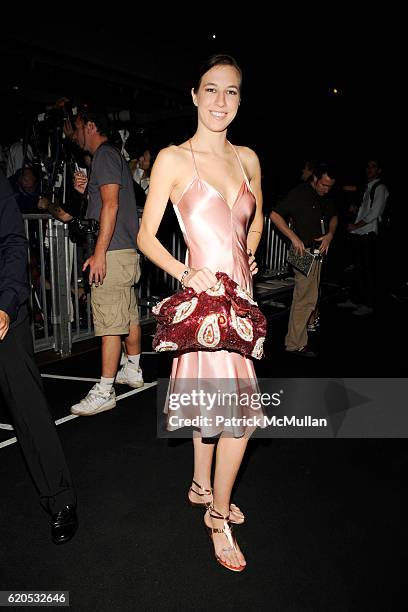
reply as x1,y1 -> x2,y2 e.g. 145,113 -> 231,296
24,214 -> 89,356
259,214 -> 289,276
23,214 -> 55,352
24,212 -> 288,357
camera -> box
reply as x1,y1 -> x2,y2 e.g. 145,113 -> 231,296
68,217 -> 99,243
27,100 -> 81,203
36,102 -> 77,131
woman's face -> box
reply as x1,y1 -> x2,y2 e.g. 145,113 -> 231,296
192,64 -> 241,132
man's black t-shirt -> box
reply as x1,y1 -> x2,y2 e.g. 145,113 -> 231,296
274,182 -> 337,245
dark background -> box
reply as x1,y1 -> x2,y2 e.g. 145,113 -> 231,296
0,12 -> 406,609
0,8 -> 402,199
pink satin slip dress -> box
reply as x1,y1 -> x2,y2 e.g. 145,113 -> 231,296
165,141 -> 260,437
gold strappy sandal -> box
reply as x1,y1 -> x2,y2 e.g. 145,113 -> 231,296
204,504 -> 246,572
187,479 -> 245,525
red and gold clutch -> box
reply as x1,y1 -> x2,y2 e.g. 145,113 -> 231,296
152,272 -> 266,359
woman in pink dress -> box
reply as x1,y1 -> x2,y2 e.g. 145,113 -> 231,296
137,54 -> 264,572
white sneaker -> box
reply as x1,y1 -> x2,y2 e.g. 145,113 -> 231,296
115,363 -> 144,389
337,299 -> 360,309
70,383 -> 116,416
352,305 -> 374,316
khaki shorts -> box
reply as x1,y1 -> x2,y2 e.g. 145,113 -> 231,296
91,249 -> 141,336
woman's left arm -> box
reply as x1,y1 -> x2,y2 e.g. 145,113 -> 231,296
245,148 -> 263,255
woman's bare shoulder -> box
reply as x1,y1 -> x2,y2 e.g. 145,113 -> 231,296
155,143 -> 191,167
234,145 -> 261,178
154,145 -> 179,164
235,145 -> 259,164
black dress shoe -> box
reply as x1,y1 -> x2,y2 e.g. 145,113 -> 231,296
51,504 -> 78,545
286,345 -> 317,358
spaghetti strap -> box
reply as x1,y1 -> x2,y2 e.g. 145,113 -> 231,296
188,140 -> 200,178
228,141 -> 250,187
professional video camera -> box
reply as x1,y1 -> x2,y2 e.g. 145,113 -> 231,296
36,98 -> 78,132
68,216 -> 99,258
24,98 -> 80,199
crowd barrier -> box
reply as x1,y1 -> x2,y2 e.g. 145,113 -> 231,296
23,213 -> 288,356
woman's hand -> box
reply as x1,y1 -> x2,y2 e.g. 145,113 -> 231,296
183,267 -> 218,293
247,249 -> 258,276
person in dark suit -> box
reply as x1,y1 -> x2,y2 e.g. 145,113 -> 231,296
0,170 -> 78,544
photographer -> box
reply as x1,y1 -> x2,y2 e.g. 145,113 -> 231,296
32,99 -> 86,223
70,107 -> 143,417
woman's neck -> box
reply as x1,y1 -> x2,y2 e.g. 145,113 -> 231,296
191,125 -> 229,155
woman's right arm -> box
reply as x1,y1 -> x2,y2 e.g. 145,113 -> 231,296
137,148 -> 217,292
137,148 -> 187,283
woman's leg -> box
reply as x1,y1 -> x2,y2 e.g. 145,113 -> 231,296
207,436 -> 248,567
189,434 -> 245,524
189,434 -> 215,503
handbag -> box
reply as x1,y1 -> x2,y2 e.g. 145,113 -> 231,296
287,245 -> 320,277
152,272 -> 266,359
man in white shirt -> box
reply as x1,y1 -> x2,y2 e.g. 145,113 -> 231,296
350,160 -> 389,237
339,159 -> 389,315
6,139 -> 33,177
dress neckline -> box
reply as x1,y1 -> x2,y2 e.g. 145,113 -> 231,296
174,175 -> 252,211
198,176 -> 246,211
184,139 -> 250,210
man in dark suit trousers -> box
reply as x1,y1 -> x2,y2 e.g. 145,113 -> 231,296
0,170 -> 78,544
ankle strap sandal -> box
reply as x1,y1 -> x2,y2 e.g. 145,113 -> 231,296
204,504 -> 245,573
188,480 -> 245,524
188,479 -> 212,508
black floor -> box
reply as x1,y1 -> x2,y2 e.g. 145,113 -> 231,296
0,291 -> 406,611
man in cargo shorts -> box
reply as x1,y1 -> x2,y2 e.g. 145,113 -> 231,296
70,107 -> 143,416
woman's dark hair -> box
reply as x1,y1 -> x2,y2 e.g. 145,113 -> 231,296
193,54 -> 242,93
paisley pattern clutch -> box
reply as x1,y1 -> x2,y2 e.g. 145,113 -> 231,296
152,272 -> 267,359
